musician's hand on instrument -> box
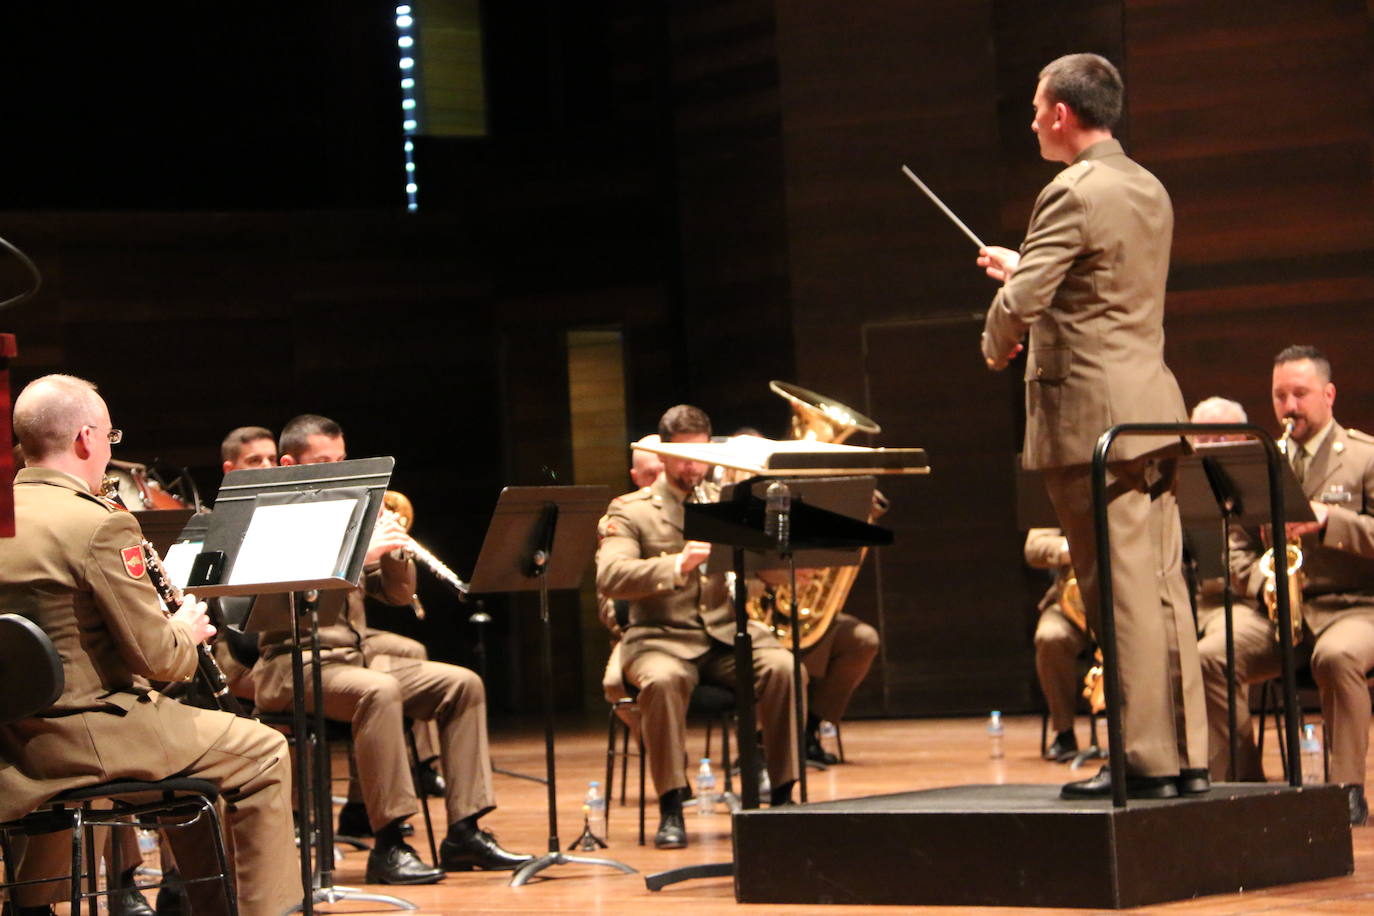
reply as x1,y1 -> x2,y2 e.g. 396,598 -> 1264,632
1287,502 -> 1328,539
677,540 -> 712,577
977,246 -> 1020,283
366,515 -> 412,564
172,593 -> 216,645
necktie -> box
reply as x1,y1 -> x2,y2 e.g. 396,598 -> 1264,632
1291,447 -> 1308,486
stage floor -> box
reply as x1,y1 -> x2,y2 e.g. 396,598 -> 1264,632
310,713 -> 1371,914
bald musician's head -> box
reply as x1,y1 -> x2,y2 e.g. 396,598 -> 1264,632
630,435 -> 664,489
1190,396 -> 1247,444
12,374 -> 116,493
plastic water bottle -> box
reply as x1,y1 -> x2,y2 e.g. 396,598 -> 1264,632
584,780 -> 606,840
697,758 -> 717,815
988,710 -> 1005,759
1300,723 -> 1324,785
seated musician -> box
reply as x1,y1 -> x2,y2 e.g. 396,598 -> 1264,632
1199,348 -> 1374,826
1024,527 -> 1092,761
0,375 -> 301,916
1185,397 -> 1269,783
595,405 -> 802,850
251,414 -> 531,883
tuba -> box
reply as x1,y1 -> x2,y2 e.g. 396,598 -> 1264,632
1057,568 -> 1106,713
746,382 -> 881,649
1258,418 -> 1306,644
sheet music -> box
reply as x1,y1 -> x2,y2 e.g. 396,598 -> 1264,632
162,540 -> 204,591
228,498 -> 361,586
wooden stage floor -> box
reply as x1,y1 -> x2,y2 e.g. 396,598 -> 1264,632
320,713 -> 1372,914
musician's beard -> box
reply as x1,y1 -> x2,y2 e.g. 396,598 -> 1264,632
665,466 -> 705,494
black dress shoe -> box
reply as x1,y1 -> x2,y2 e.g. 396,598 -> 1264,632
365,843 -> 445,885
414,763 -> 447,798
337,800 -> 372,838
1061,765 -> 1179,800
109,885 -> 156,916
1347,784 -> 1368,827
806,735 -> 839,766
109,889 -> 155,916
339,801 -> 412,839
2,904 -> 55,916
654,810 -> 687,849
1178,768 -> 1211,795
154,874 -> 188,916
1045,730 -> 1079,763
438,828 -> 533,871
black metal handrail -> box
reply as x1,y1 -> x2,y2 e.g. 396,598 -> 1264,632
1091,422 -> 1301,808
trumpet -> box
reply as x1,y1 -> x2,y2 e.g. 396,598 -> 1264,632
381,490 -> 471,604
1259,417 -> 1306,644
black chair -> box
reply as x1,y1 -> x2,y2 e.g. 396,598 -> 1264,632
604,682 -> 737,846
0,613 -> 237,916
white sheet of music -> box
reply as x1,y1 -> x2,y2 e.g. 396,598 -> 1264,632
227,498 -> 360,586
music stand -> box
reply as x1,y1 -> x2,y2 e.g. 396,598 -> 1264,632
465,485 -> 637,887
182,459 -> 414,915
1180,440 -> 1314,782
644,477 -> 891,892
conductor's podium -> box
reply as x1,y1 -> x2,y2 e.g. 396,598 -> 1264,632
732,781 -> 1351,909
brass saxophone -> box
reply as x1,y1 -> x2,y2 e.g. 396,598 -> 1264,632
1259,418 -> 1306,644
1057,567 -> 1106,713
745,382 -> 882,649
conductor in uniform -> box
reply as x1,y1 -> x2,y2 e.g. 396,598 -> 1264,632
0,374 -> 301,916
596,404 -> 801,849
978,53 -> 1208,798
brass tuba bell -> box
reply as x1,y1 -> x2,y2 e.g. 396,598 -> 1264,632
768,380 -> 881,444
746,381 -> 882,649
1259,543 -> 1305,645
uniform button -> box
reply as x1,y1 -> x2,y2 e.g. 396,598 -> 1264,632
1036,368 -> 1044,377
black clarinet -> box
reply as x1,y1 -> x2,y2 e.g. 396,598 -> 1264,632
140,540 -> 248,717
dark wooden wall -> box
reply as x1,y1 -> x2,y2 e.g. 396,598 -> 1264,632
3,1 -> 1373,717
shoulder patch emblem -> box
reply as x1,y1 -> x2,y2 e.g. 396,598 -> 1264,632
120,546 -> 147,579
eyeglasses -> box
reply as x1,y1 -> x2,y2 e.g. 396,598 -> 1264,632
85,424 -> 123,445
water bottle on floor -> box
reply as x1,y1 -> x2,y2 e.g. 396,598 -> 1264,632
697,758 -> 717,815
988,710 -> 1004,759
1300,723 -> 1324,785
585,780 -> 606,840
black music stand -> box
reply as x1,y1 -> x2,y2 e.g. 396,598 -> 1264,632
645,478 -> 891,892
184,459 -> 414,915
1179,440 -> 1314,781
465,485 -> 636,887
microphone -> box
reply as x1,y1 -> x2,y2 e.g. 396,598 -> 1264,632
764,480 -> 791,554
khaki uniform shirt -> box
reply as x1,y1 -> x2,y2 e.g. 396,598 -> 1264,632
595,475 -> 776,667
1231,422 -> 1374,633
983,139 -> 1187,470
0,467 -> 208,821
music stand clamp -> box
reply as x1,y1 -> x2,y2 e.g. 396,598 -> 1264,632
465,485 -> 636,887
645,476 -> 891,892
185,458 -> 417,915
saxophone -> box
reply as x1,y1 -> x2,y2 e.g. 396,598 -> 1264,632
745,381 -> 882,649
1259,418 -> 1306,644
1057,567 -> 1106,713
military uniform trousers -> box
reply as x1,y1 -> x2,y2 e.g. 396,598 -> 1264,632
17,705 -> 299,916
1043,456 -> 1208,777
256,650 -> 494,832
624,639 -> 801,797
1035,604 -> 1091,734
801,612 -> 879,724
1200,606 -> 1374,786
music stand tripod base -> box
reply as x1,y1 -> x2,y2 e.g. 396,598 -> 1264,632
646,861 -> 732,892
512,852 -> 638,887
291,886 -> 418,913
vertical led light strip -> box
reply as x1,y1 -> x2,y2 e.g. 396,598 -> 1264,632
396,4 -> 419,211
